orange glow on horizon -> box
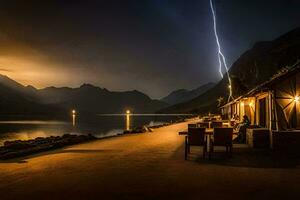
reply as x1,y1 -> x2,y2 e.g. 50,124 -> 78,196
0,55 -> 89,89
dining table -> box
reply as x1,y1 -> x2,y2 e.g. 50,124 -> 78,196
178,128 -> 238,136
178,128 -> 238,151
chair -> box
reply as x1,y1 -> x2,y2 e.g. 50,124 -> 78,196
185,128 -> 207,160
203,118 -> 211,123
197,122 -> 210,128
211,121 -> 223,128
214,115 -> 222,120
188,123 -> 197,128
210,128 -> 233,157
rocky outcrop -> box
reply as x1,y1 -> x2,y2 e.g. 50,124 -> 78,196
123,126 -> 152,134
0,134 -> 96,160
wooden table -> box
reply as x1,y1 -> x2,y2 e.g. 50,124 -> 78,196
178,128 -> 213,135
178,128 -> 238,152
178,128 -> 238,136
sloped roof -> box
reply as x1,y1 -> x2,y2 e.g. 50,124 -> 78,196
245,60 -> 300,96
221,60 -> 300,108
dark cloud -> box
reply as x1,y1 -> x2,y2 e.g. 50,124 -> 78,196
0,0 -> 299,98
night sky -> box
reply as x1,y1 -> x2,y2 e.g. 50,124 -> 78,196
0,0 -> 299,98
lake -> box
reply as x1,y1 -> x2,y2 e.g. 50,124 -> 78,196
0,114 -> 191,145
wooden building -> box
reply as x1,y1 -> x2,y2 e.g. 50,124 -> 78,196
221,62 -> 300,150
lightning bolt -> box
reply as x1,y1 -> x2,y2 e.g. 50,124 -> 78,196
209,0 -> 233,102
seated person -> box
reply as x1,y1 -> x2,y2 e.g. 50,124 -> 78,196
234,115 -> 250,143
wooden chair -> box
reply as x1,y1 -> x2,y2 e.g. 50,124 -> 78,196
210,128 -> 233,157
203,119 -> 211,123
185,128 -> 207,160
211,121 -> 223,128
188,123 -> 197,128
197,122 -> 210,128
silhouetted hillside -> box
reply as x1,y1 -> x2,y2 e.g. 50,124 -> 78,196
38,84 -> 168,114
0,75 -> 64,117
160,27 -> 300,114
0,76 -> 168,116
161,82 -> 215,105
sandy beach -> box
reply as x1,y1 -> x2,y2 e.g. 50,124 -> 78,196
1,119 -> 300,200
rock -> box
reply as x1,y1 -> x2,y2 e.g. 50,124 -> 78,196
4,140 -> 35,150
123,126 -> 151,134
0,134 -> 97,160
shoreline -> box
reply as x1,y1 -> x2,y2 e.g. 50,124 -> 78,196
0,117 -> 195,160
0,134 -> 96,160
1,118 -> 298,200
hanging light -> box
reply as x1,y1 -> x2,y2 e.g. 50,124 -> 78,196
294,96 -> 300,102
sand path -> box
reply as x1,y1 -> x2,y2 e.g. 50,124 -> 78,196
1,119 -> 300,199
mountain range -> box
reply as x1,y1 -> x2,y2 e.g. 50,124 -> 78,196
0,75 -> 168,116
160,27 -> 300,113
0,74 -> 218,117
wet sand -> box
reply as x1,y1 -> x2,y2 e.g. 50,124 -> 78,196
0,119 -> 300,200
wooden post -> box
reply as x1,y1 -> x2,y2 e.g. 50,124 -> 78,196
273,90 -> 279,131
268,91 -> 272,130
254,97 -> 257,125
268,91 -> 273,149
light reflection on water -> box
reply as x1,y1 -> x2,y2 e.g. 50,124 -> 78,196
0,130 -> 64,144
126,113 -> 130,131
0,121 -> 68,125
0,114 -> 190,145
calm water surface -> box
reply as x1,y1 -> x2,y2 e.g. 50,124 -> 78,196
0,114 -> 190,145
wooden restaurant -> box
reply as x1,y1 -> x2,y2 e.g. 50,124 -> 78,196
221,62 -> 300,151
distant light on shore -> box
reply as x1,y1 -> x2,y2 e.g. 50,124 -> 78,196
126,110 -> 131,131
72,109 -> 76,126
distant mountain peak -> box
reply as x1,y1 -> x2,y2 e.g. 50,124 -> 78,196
161,82 -> 215,105
80,83 -> 96,88
26,85 -> 37,91
0,73 -> 26,90
168,89 -> 188,95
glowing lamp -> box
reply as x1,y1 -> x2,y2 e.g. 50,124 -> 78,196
126,110 -> 131,114
294,96 -> 300,102
228,85 -> 232,89
71,109 -> 76,126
